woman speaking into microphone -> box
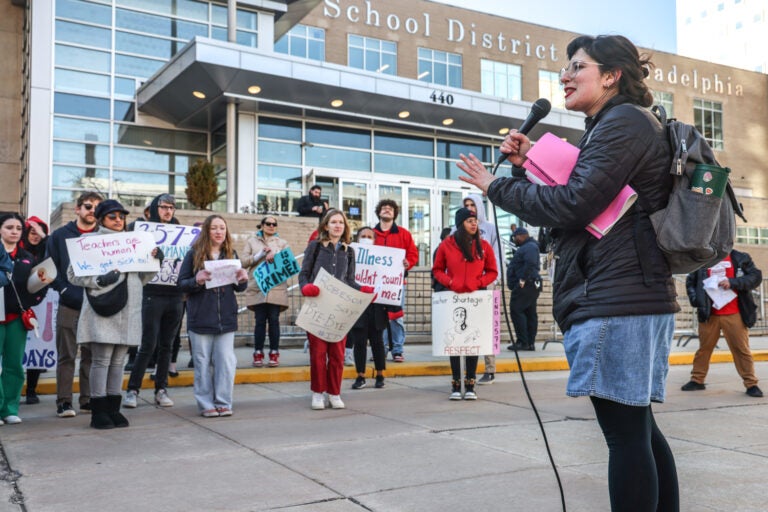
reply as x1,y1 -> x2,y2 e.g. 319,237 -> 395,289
458,35 -> 679,512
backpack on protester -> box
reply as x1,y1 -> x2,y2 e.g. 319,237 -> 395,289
641,105 -> 747,275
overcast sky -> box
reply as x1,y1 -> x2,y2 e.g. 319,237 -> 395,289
430,0 -> 677,53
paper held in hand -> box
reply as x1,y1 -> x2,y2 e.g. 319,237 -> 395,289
522,132 -> 637,239
203,259 -> 242,289
27,257 -> 58,294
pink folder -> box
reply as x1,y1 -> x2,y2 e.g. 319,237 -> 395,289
521,132 -> 636,239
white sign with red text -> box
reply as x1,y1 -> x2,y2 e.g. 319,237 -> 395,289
431,290 -> 500,357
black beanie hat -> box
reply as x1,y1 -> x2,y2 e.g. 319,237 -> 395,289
455,207 -> 476,227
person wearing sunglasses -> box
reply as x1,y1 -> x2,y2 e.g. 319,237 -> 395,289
46,191 -> 104,419
67,199 -> 162,429
124,194 -> 184,410
241,216 -> 291,368
459,35 -> 679,511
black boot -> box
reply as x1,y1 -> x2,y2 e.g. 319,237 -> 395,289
107,395 -> 129,428
464,378 -> 477,400
90,397 -> 115,430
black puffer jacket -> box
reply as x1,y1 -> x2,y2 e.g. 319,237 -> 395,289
686,250 -> 761,327
487,96 -> 679,332
177,248 -> 247,334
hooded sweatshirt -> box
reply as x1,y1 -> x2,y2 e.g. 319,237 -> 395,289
142,194 -> 183,298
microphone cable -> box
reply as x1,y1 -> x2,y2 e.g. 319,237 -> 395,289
488,157 -> 567,512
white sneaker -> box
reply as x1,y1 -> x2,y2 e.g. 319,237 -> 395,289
311,392 -> 326,410
449,391 -> 462,401
0,419 -> 4,426
344,348 -> 354,367
328,394 -> 345,409
123,390 -> 138,408
464,390 -> 477,400
154,389 -> 174,407
3,415 -> 22,425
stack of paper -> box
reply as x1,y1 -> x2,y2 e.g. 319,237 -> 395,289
522,132 -> 636,239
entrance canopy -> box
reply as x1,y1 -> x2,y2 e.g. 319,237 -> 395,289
137,37 -> 585,140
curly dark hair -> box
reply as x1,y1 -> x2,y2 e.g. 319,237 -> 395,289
375,199 -> 400,220
566,35 -> 654,107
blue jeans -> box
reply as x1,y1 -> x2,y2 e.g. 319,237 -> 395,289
387,286 -> 406,355
188,331 -> 236,411
564,314 -> 675,406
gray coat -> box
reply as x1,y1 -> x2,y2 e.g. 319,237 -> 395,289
67,226 -> 157,346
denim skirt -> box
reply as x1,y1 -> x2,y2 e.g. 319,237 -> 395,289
563,314 -> 675,406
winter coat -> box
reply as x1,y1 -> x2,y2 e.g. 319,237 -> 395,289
48,220 -> 95,310
373,222 -> 419,272
506,237 -> 540,288
686,250 -> 761,327
177,248 -> 247,334
241,232 -> 290,311
451,193 -> 504,280
486,95 -> 679,332
295,194 -> 327,218
0,246 -> 10,288
298,240 -> 358,290
432,235 -> 498,294
67,226 -> 157,346
2,247 -> 46,320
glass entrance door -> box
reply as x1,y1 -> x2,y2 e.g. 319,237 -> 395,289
407,187 -> 431,266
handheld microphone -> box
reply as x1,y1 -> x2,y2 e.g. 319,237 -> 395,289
496,98 -> 552,165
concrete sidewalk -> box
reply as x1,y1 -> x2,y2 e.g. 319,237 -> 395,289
27,336 -> 768,393
2,362 -> 768,511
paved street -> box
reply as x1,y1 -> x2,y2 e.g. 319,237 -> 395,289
1,360 -> 767,512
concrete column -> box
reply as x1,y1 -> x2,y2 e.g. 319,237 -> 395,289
226,0 -> 237,212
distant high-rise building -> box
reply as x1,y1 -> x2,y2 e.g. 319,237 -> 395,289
677,0 -> 767,73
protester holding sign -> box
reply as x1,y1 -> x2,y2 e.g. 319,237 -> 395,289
299,209 -> 374,410
178,215 -> 248,418
241,216 -> 290,368
19,215 -> 49,405
67,200 -> 161,429
124,194 -> 185,410
0,214 -> 50,425
432,208 -> 498,400
348,227 -> 388,390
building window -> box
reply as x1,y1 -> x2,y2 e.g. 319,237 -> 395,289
736,226 -> 768,245
651,91 -> 674,118
348,35 -> 396,75
275,24 -> 325,61
693,99 -> 724,150
538,70 -> 565,109
418,48 -> 462,87
480,59 -> 522,100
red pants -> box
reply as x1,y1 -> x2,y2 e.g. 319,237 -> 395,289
308,334 -> 345,395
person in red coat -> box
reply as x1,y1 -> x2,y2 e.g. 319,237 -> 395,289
432,207 -> 498,400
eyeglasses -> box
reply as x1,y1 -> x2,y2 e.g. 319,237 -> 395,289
263,222 -> 277,227
106,213 -> 126,221
80,203 -> 95,211
158,205 -> 175,210
560,60 -> 603,79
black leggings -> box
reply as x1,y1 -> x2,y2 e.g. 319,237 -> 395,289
449,355 -> 478,381
590,397 -> 679,512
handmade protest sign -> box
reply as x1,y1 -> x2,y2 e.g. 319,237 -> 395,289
295,268 -> 373,342
204,259 -> 242,289
66,231 -> 159,277
134,221 -> 200,286
23,289 -> 58,371
431,290 -> 501,357
350,243 -> 405,306
253,248 -> 300,295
